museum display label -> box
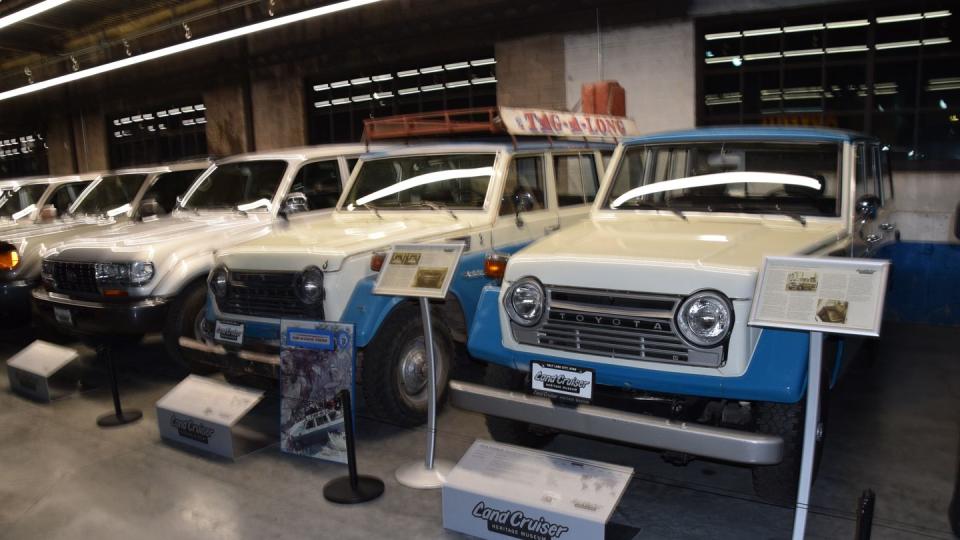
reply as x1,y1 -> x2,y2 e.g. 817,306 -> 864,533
748,256 -> 890,337
500,106 -> 640,139
443,440 -> 632,540
280,320 -> 355,464
156,375 -> 264,458
6,340 -> 79,402
373,243 -> 464,299
530,361 -> 594,404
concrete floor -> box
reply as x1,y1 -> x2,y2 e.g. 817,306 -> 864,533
0,323 -> 957,539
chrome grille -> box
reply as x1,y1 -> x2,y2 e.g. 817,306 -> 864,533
218,271 -> 318,319
49,262 -> 98,295
513,286 -> 723,368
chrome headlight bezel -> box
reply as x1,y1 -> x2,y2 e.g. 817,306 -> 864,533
674,289 -> 733,348
503,277 -> 545,327
209,265 -> 229,298
94,261 -> 155,287
294,265 -> 324,305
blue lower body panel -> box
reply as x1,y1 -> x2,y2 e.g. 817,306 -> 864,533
467,285 -> 810,404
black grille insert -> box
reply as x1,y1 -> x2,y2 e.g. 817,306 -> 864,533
49,262 -> 99,295
218,271 -> 319,319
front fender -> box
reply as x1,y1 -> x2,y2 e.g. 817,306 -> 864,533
467,285 -> 812,404
152,251 -> 214,297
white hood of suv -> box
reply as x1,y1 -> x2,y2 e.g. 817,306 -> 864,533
506,214 -> 847,299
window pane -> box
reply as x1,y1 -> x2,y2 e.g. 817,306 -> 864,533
501,156 -> 545,215
291,160 -> 343,211
144,169 -> 205,215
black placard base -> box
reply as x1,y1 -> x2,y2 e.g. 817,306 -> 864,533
97,409 -> 143,427
323,475 -> 385,504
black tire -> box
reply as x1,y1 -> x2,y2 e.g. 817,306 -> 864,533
483,363 -> 557,448
163,279 -> 217,375
360,303 -> 454,428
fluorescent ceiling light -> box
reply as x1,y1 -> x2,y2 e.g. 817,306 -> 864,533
784,23 -> 824,33
705,31 -> 741,41
0,0 -> 72,31
742,27 -> 780,37
0,0 -> 385,103
826,19 -> 868,29
470,58 -> 496,66
743,51 -> 781,61
826,45 -> 868,54
783,48 -> 824,57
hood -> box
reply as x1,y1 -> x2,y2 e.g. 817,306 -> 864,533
506,214 -> 847,298
41,212 -> 272,264
219,210 -> 483,272
3,221 -> 110,280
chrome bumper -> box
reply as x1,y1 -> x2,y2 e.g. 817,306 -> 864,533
449,380 -> 784,465
178,337 -> 280,377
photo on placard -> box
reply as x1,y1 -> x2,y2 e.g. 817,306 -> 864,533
815,299 -> 848,324
280,322 -> 354,464
413,267 -> 448,289
786,271 -> 818,292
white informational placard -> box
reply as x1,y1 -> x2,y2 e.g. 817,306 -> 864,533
443,440 -> 632,540
500,106 -> 640,139
748,256 -> 890,337
156,375 -> 265,458
6,340 -> 79,402
373,243 -> 465,299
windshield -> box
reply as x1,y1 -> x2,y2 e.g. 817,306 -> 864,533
71,174 -> 147,217
343,153 -> 495,210
0,184 -> 47,220
604,142 -> 842,217
182,161 -> 287,211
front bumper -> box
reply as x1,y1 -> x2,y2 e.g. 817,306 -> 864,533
450,380 -> 784,465
1,279 -> 35,325
31,287 -> 170,336
179,337 -> 281,378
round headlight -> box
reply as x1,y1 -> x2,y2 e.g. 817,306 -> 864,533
210,266 -> 229,298
295,265 -> 324,305
0,243 -> 19,271
504,277 -> 545,327
675,290 -> 732,348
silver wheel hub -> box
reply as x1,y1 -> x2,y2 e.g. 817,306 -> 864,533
400,337 -> 429,396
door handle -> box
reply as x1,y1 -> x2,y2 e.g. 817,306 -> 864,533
879,222 -> 896,231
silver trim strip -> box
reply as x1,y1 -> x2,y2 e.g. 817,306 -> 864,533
32,289 -> 168,309
450,380 -> 783,465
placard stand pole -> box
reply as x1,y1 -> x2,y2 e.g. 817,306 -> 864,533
95,344 -> 143,428
323,389 -> 384,504
791,331 -> 824,539
395,298 -> 455,489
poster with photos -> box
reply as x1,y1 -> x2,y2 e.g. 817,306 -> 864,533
279,320 -> 355,464
748,256 -> 890,337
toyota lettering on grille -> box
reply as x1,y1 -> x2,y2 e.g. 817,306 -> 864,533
549,310 -> 672,333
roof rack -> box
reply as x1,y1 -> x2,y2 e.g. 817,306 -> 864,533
362,107 -> 503,141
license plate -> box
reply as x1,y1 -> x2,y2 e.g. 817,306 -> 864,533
54,307 -> 73,326
530,361 -> 594,404
214,320 -> 244,345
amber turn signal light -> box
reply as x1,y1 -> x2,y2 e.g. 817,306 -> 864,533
102,289 -> 129,297
484,253 -> 509,280
370,251 -> 386,272
0,244 -> 19,271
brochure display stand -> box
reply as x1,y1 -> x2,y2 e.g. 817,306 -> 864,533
96,344 -> 143,428
6,340 -> 80,402
373,242 -> 465,489
749,256 -> 890,539
323,389 -> 384,504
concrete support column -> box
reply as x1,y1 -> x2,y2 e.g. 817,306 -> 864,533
45,115 -> 77,175
495,34 -> 567,110
204,83 -> 251,158
72,108 -> 109,172
251,64 -> 306,151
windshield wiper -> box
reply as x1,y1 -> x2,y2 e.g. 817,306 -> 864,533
621,200 -> 687,221
411,200 -> 458,220
736,205 -> 807,226
362,202 -> 382,219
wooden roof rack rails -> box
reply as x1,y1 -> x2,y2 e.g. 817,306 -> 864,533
361,107 -> 504,144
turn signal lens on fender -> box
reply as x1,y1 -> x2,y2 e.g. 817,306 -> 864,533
0,244 -> 19,270
370,251 -> 386,272
484,253 -> 509,280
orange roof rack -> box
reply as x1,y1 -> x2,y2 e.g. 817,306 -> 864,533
362,107 -> 503,141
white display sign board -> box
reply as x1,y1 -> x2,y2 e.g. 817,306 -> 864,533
443,440 -> 633,540
156,375 -> 264,459
6,340 -> 79,402
373,243 -> 464,299
748,256 -> 890,337
500,106 -> 639,139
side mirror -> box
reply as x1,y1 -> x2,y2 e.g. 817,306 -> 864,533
139,198 -> 162,219
39,204 -> 58,222
855,194 -> 881,222
512,192 -> 535,227
280,192 -> 309,218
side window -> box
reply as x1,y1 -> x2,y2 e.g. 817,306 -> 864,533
554,154 -> 600,206
855,143 -> 880,198
346,158 -> 359,174
291,160 -> 343,210
500,156 -> 545,216
144,170 -> 204,214
601,150 -> 614,173
880,147 -> 894,204
48,181 -> 91,216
